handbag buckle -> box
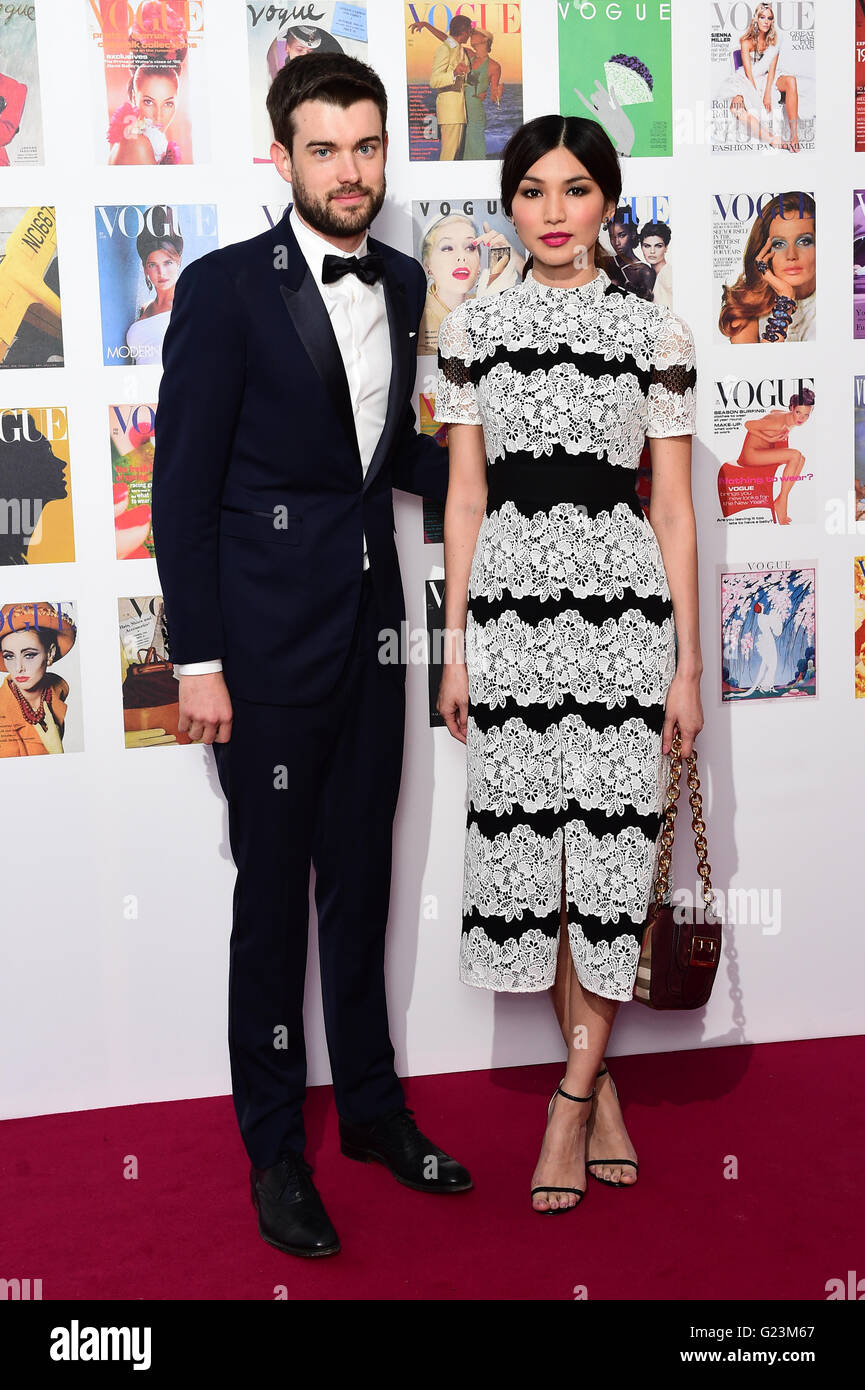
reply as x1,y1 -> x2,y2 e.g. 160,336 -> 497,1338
689,934 -> 718,967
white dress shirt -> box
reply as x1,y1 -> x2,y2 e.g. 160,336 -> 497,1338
174,204 -> 393,678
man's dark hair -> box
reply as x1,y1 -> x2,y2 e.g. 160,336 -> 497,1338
266,52 -> 388,154
450,16 -> 473,35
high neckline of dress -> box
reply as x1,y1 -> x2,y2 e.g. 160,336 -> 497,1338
523,265 -> 609,299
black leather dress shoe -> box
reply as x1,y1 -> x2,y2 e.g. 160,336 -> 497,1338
249,1152 -> 340,1257
339,1107 -> 473,1193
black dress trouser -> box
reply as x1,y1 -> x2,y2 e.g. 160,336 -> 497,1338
212,569 -> 407,1167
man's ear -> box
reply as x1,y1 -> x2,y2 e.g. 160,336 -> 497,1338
270,139 -> 292,181
382,129 -> 389,165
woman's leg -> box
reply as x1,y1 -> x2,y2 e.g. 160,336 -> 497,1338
533,849 -> 633,1208
776,75 -> 799,149
728,94 -> 786,147
772,449 -> 805,524
737,443 -> 803,523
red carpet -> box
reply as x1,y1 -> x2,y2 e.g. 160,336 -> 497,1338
2,1036 -> 862,1301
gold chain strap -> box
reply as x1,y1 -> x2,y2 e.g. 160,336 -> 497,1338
651,729 -> 716,914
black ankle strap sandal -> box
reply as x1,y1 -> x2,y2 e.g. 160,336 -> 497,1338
586,1064 -> 639,1188
531,1081 -> 595,1214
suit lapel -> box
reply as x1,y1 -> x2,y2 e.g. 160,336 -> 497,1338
363,240 -> 410,494
272,212 -> 411,491
274,213 -> 360,462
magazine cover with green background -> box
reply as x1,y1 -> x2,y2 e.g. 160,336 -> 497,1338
557,1 -> 673,157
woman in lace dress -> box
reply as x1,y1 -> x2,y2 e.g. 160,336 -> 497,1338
434,115 -> 702,1213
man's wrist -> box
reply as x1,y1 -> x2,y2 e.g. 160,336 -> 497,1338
174,659 -> 223,678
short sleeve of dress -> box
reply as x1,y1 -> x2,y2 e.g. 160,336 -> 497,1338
434,308 -> 482,426
646,309 -> 697,438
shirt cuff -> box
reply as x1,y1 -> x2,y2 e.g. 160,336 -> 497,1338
173,659 -> 223,679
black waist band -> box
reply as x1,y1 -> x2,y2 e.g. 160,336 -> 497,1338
485,455 -> 642,515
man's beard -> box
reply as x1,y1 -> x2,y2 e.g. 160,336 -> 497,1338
290,165 -> 387,238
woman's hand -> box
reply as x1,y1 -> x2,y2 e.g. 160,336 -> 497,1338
661,671 -> 703,758
479,223 -> 524,285
437,662 -> 469,743
755,235 -> 797,300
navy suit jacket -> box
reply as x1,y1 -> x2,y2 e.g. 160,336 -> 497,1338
151,208 -> 448,706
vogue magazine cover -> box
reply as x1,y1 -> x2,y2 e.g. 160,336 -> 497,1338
720,564 -> 816,702
710,1 -> 815,155
110,401 -> 156,560
418,388 -> 448,544
853,190 -> 865,338
260,203 -> 289,231
856,557 -> 865,698
0,206 -> 63,369
558,0 -> 673,156
247,1 -> 368,162
713,190 -> 816,344
413,197 -> 526,355
95,203 -> 218,367
88,0 -> 207,164
0,599 -> 82,756
424,576 -> 445,728
597,194 -> 673,305
855,376 -> 865,524
404,2 -> 523,162
857,0 -> 865,151
713,375 -> 816,526
119,594 -> 188,748
0,0 -> 44,166
0,407 -> 74,566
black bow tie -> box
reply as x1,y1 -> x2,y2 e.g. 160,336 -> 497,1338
321,251 -> 385,286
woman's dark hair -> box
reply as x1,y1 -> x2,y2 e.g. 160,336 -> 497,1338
790,388 -> 815,408
638,220 -> 671,246
266,51 -> 387,154
136,230 -> 184,266
500,115 -> 622,278
127,60 -> 181,105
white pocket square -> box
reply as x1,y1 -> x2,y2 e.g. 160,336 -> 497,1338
409,331 -> 416,338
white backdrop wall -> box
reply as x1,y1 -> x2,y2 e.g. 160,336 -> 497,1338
1,0 -> 862,1124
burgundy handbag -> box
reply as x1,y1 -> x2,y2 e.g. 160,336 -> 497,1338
633,730 -> 722,1010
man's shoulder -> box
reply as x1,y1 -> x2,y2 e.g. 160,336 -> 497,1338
368,234 -> 425,289
180,218 -> 291,280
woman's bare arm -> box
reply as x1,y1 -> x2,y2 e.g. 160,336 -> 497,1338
437,421 -> 487,741
647,434 -> 704,757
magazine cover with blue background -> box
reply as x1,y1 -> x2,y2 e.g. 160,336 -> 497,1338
94,203 -> 218,368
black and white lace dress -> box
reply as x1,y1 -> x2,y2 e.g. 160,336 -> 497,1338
434,265 -> 697,1002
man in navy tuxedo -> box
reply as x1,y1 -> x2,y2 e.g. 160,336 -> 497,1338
152,53 -> 471,1259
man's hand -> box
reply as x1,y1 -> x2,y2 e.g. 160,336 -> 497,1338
178,671 -> 233,744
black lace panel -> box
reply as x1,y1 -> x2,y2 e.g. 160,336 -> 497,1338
437,351 -> 472,388
650,361 -> 697,396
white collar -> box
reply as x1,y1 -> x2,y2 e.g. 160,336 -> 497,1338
289,204 -> 369,285
523,265 -> 610,299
